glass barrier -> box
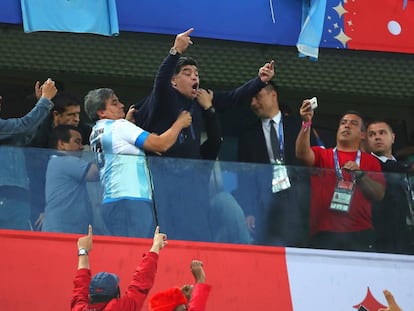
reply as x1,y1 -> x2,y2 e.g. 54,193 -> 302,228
1,145 -> 414,255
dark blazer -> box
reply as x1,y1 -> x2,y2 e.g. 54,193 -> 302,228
372,158 -> 412,253
134,53 -> 265,160
238,114 -> 303,166
236,114 -> 311,246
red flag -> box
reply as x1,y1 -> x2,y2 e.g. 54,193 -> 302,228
345,0 -> 414,53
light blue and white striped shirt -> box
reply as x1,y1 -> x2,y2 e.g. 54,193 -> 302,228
90,119 -> 151,204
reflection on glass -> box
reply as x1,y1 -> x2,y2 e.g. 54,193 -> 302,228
0,146 -> 413,255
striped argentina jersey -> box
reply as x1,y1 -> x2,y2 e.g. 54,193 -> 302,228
90,119 -> 151,204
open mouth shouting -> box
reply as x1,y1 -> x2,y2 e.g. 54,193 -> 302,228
191,83 -> 199,97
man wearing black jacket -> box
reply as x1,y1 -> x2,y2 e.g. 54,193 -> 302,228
134,28 -> 274,242
366,120 -> 414,254
238,82 -> 311,246
135,28 -> 274,160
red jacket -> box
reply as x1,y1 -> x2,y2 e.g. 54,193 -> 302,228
188,283 -> 211,311
71,252 -> 158,311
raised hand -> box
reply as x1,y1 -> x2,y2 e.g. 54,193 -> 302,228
150,226 -> 168,254
379,290 -> 402,311
190,260 -> 205,283
258,60 -> 275,83
78,224 -> 93,252
173,28 -> 194,54
41,78 -> 58,100
34,81 -> 42,100
299,99 -> 315,122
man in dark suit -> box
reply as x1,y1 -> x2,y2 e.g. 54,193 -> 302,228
237,81 -> 310,246
366,120 -> 414,254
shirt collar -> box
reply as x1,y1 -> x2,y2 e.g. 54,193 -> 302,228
261,111 -> 282,127
371,152 -> 396,163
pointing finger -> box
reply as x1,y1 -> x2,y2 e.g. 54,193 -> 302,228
183,28 -> 194,36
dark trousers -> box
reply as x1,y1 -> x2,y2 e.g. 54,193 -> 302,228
102,199 -> 154,238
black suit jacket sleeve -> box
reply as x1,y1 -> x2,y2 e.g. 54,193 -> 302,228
213,77 -> 266,112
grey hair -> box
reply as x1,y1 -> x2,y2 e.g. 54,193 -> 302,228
84,88 -> 115,122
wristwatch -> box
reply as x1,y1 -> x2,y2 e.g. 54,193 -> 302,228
204,106 -> 216,113
78,248 -> 88,256
169,47 -> 180,56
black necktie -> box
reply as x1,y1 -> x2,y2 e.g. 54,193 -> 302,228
269,120 -> 280,161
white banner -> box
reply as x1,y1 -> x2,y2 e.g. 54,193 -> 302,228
286,248 -> 414,311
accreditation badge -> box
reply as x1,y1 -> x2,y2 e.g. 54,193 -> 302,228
272,164 -> 291,193
329,180 -> 354,213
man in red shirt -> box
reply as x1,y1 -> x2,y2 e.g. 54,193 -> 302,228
296,100 -> 385,251
71,225 -> 167,311
148,260 -> 211,311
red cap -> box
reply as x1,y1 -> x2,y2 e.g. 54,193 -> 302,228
149,287 -> 188,311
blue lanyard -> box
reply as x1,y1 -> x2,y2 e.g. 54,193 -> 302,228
333,148 -> 361,181
277,120 -> 285,161
269,119 -> 285,162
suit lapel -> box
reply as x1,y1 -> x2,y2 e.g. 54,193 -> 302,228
255,121 -> 272,163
